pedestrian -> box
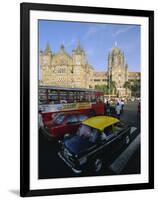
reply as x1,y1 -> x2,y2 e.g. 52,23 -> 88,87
106,101 -> 111,115
115,102 -> 121,119
38,110 -> 44,129
137,101 -> 140,114
104,98 -> 107,115
120,100 -> 125,113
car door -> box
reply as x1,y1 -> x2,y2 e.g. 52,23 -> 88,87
102,125 -> 120,163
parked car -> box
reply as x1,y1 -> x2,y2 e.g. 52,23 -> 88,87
58,116 -> 134,174
40,111 -> 94,139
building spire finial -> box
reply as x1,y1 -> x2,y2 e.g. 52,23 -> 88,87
114,41 -> 117,47
44,41 -> 52,54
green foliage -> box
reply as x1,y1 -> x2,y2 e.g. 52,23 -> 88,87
95,80 -> 140,97
95,80 -> 117,95
124,81 -> 131,89
95,84 -> 108,93
124,80 -> 140,97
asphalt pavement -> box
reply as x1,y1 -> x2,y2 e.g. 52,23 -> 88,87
38,102 -> 140,179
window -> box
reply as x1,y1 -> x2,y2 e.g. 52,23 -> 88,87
60,91 -> 67,100
103,126 -> 114,141
113,123 -> 124,135
58,68 -> 66,73
53,114 -> 66,125
78,114 -> 87,122
77,125 -> 99,143
104,126 -> 113,136
66,115 -> 78,124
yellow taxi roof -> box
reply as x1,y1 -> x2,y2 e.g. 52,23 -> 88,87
82,116 -> 119,131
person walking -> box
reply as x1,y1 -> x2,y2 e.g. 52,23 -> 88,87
38,110 -> 44,129
106,101 -> 111,115
115,102 -> 121,119
137,101 -> 140,114
120,100 -> 125,113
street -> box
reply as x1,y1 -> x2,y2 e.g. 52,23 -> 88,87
38,102 -> 140,179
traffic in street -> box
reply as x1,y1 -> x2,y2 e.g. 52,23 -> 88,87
38,101 -> 140,179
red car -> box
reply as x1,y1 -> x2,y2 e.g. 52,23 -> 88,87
40,111 -> 94,139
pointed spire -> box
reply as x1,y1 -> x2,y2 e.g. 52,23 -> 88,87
44,42 -> 52,54
76,40 -> 84,53
77,40 -> 81,49
40,48 -> 43,54
59,43 -> 65,54
60,44 -> 64,50
114,41 -> 118,47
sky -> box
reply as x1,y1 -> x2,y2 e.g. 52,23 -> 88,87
39,20 -> 140,72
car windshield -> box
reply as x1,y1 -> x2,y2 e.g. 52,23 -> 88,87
53,114 -> 65,125
76,124 -> 99,143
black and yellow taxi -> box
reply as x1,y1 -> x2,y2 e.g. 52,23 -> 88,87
58,116 -> 132,174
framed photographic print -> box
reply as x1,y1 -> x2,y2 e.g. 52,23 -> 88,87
20,2 -> 154,197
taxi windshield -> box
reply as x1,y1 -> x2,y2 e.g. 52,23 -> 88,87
76,125 -> 99,143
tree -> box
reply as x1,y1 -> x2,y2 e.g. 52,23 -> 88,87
124,81 -> 131,90
95,84 -> 108,93
95,80 -> 117,95
131,80 -> 140,97
106,80 -> 117,95
124,80 -> 140,97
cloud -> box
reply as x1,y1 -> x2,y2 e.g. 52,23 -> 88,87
84,24 -> 107,39
65,38 -> 77,48
112,26 -> 134,37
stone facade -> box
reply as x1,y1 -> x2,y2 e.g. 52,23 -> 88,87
108,46 -> 128,88
40,42 -> 94,89
40,42 -> 140,97
93,72 -> 108,87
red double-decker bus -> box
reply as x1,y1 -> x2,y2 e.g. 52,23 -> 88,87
39,86 -> 105,124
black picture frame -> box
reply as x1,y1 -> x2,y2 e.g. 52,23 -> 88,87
20,2 -> 154,197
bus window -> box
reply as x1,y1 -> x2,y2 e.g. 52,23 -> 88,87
68,91 -> 74,103
60,91 -> 68,101
47,90 -> 59,104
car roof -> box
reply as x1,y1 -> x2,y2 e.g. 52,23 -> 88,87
82,116 -> 119,131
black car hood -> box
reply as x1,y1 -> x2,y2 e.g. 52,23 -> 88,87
64,135 -> 94,155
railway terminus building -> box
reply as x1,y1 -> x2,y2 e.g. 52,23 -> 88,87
40,42 -> 140,97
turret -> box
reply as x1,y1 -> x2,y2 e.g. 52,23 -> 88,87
42,42 -> 52,66
44,42 -> 52,55
72,41 -> 85,65
59,44 -> 64,53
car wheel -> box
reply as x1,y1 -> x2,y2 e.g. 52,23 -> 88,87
93,158 -> 103,173
125,135 -> 130,145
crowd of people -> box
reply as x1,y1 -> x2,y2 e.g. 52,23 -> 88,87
105,99 -> 125,119
104,98 -> 141,119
